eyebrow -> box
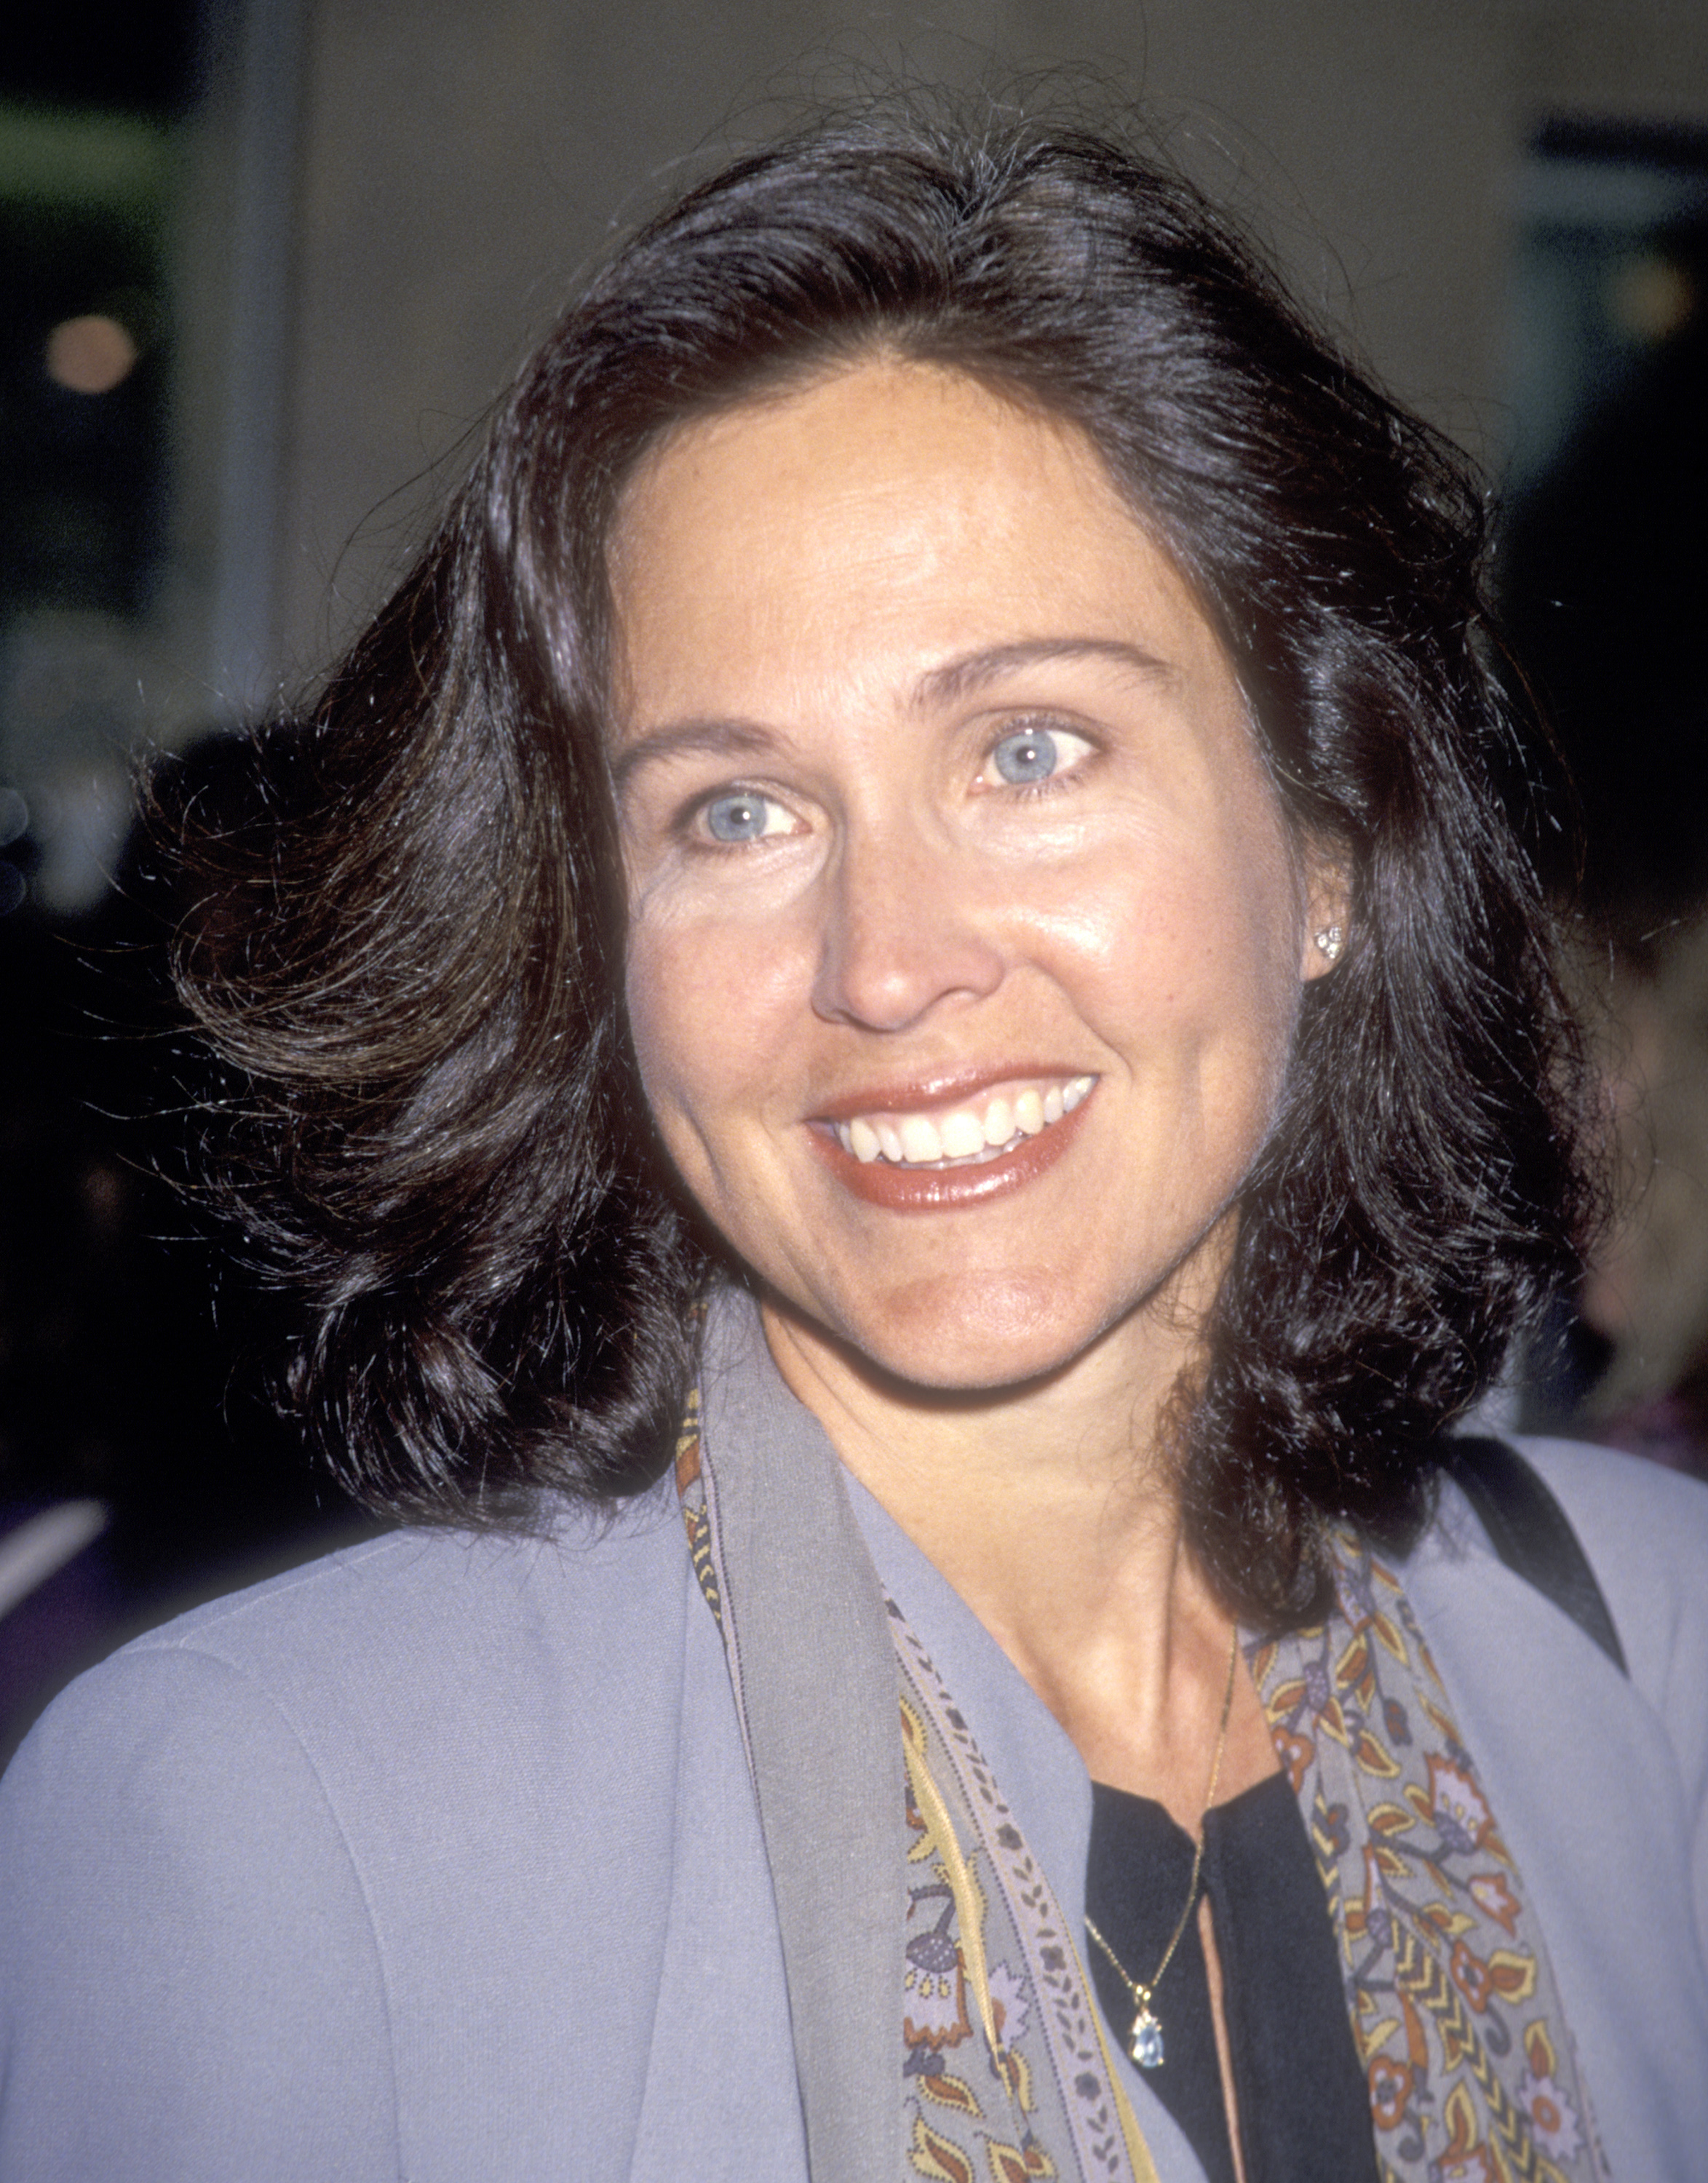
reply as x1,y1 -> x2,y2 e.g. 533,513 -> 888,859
610,635 -> 1175,790
910,636 -> 1174,709
610,717 -> 781,794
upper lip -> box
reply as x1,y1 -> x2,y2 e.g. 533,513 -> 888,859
809,1062 -> 1095,1124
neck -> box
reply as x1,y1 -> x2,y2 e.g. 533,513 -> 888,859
758,1267 -> 1275,1824
761,1281 -> 1191,1615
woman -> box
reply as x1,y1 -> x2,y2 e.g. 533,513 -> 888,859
3,107 -> 1706,2183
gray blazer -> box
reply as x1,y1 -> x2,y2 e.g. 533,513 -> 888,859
3,1420 -> 1707,2182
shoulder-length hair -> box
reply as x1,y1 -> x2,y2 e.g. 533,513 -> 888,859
175,106 -> 1594,1626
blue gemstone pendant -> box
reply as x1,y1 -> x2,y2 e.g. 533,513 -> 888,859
1127,2003 -> 1164,2069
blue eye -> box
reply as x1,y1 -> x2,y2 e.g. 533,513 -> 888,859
990,727 -> 1062,784
704,792 -> 776,843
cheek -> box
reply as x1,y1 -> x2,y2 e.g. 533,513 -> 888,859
1199,864 -> 1311,1129
624,922 -> 714,1137
1037,817 -> 1295,1020
1097,822 -> 1306,1118
623,910 -> 802,1150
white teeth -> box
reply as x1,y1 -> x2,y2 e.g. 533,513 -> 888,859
848,1116 -> 882,1164
938,1110 -> 986,1159
899,1114 -> 943,1164
834,1076 -> 1096,1169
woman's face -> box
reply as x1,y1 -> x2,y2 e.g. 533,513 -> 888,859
611,360 -> 1338,1393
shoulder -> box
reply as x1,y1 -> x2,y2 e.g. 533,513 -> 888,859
124,1485 -> 690,1687
0,1488 -> 703,2179
1402,1439 -> 1708,2173
1410,1434 -> 1708,1945
1508,1435 -> 1708,1761
1400,1434 -> 1708,1832
1416,1434 -> 1708,1727
4,1483 -> 696,1858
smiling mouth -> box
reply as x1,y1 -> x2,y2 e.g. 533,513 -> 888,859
827,1075 -> 1095,1170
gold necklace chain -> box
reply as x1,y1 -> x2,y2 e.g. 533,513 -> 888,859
1084,1625 -> 1240,2070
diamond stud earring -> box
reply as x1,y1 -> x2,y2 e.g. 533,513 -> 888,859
1314,925 -> 1344,961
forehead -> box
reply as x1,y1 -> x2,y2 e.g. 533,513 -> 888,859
605,359 -> 1238,735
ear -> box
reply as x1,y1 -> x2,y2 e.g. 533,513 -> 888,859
1300,843 -> 1351,982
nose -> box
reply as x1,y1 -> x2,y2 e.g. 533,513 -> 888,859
811,822 -> 1007,1033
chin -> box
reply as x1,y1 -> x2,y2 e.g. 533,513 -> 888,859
806,1271 -> 1121,1398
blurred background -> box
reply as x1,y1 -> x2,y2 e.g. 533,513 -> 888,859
3,0 -> 1706,1759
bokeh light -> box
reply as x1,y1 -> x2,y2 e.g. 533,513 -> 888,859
44,314 -> 138,396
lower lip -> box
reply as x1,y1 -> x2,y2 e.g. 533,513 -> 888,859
809,1094 -> 1092,1212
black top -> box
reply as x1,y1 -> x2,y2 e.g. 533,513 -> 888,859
1085,1772 -> 1377,2183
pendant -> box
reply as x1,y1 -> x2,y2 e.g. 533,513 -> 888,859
1127,2002 -> 1164,2069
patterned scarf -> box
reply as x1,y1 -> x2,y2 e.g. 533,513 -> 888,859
1247,1535 -> 1608,2183
676,1391 -> 1606,2183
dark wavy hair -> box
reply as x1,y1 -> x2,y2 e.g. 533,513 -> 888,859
172,104 -> 1595,1626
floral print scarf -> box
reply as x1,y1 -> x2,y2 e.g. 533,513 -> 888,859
1248,1535 -> 1608,2183
677,1391 -> 1607,2183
